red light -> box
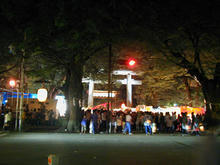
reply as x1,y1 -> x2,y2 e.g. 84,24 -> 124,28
128,59 -> 136,66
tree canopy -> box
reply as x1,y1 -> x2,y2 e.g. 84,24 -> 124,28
0,0 -> 219,129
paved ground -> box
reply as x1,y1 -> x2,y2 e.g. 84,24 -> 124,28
0,131 -> 7,137
0,133 -> 219,165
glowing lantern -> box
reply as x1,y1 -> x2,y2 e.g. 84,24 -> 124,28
37,88 -> 48,102
199,124 -> 205,132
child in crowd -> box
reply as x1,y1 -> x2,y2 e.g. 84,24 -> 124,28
144,117 -> 152,135
81,115 -> 87,134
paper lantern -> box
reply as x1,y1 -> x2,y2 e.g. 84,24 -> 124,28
37,88 -> 48,102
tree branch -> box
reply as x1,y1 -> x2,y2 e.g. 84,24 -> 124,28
184,30 -> 206,77
40,49 -> 67,66
0,63 -> 18,75
163,41 -> 207,83
83,43 -> 109,62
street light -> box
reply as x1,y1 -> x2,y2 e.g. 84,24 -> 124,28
9,80 -> 16,88
9,79 -> 19,131
118,58 -> 137,67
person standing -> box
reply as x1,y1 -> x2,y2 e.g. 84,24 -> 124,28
181,113 -> 187,134
123,111 -> 132,135
3,111 -> 12,130
171,112 -> 177,132
176,114 -> 182,132
166,116 -> 173,133
91,110 -> 98,134
80,115 -> 87,134
144,112 -> 152,135
116,113 -> 123,133
101,111 -> 107,133
86,110 -> 91,133
110,112 -> 116,133
186,116 -> 192,133
158,113 -> 165,133
191,112 -> 195,132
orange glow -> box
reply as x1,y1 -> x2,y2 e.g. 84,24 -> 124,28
199,125 -> 205,132
180,106 -> 205,115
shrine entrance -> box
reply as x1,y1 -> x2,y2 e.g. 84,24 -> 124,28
82,70 -> 142,108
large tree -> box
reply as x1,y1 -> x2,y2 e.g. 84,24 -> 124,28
34,0 -> 144,131
136,1 -> 220,126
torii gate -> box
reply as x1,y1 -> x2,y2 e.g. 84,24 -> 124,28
113,70 -> 142,107
82,78 -> 102,108
82,70 -> 142,108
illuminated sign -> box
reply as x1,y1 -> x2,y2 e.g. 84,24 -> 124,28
93,90 -> 117,98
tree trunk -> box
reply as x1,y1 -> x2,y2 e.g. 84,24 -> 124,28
201,79 -> 219,128
152,92 -> 158,107
195,82 -> 200,106
183,77 -> 192,107
48,85 -> 57,99
65,63 -> 83,132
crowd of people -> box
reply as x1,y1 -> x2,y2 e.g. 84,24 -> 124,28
1,103 -> 205,136
80,109 -> 205,136
0,104 -> 57,130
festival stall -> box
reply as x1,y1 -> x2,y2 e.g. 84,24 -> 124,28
86,103 -> 205,116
